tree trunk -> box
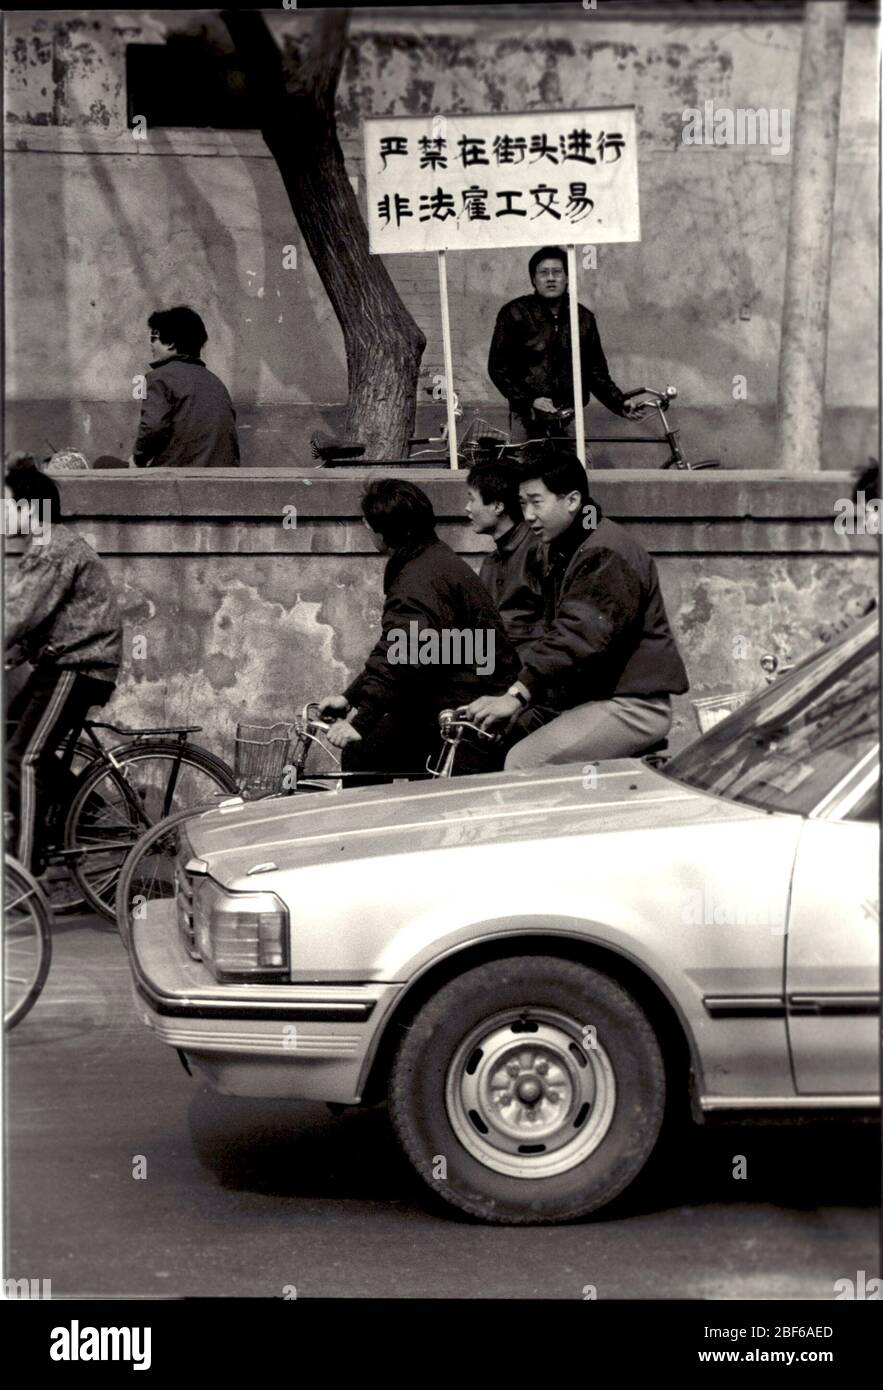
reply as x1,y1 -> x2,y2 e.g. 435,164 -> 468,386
222,8 -> 425,459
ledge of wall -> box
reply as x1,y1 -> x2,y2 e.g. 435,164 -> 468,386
45,469 -> 878,557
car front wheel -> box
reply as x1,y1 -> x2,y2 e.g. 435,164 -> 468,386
388,956 -> 666,1224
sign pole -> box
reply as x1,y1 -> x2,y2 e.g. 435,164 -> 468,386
566,244 -> 587,469
437,249 -> 459,470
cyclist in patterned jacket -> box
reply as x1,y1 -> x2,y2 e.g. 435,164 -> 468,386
4,458 -> 122,870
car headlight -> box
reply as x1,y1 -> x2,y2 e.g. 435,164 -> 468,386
192,879 -> 289,981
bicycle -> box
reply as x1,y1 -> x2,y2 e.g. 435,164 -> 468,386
3,853 -> 53,1029
312,383 -> 720,470
115,703 -> 501,941
482,388 -> 720,470
13,714 -> 237,924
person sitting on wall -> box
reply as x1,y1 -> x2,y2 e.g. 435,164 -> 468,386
4,457 -> 122,871
465,457 -> 545,655
463,446 -> 689,770
121,305 -> 240,468
488,245 -> 639,446
317,478 -> 520,781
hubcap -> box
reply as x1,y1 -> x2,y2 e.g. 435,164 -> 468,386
445,1008 -> 617,1179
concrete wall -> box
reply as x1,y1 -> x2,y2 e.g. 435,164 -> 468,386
4,6 -> 878,469
6,470 -> 876,769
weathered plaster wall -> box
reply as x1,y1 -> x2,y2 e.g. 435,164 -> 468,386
4,8 -> 877,468
6,471 -> 876,766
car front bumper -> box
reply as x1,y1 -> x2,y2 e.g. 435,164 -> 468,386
128,901 -> 400,1102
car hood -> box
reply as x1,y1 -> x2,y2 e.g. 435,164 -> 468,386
185,761 -> 761,887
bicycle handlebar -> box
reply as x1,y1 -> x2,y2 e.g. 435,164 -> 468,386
439,707 -> 501,742
621,384 -> 678,404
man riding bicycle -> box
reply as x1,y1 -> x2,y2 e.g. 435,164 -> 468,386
4,458 -> 122,870
318,479 -> 519,781
464,447 -> 689,769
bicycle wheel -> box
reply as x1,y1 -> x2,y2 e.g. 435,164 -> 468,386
4,855 -> 53,1029
64,743 -> 237,923
115,803 -> 223,948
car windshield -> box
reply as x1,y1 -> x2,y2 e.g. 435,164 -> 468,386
665,621 -> 880,816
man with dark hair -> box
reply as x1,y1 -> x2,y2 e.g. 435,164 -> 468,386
466,457 -> 544,653
488,245 -> 637,444
131,305 -> 240,468
318,478 -> 518,779
4,457 -> 122,869
464,447 -> 689,769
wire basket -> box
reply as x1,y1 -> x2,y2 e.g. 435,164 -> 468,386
692,691 -> 750,735
233,720 -> 296,796
458,417 -> 510,465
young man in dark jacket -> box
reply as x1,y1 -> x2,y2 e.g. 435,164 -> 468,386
4,459 -> 122,869
132,305 -> 240,468
465,448 -> 689,769
466,457 -> 545,654
488,246 -> 638,443
318,479 -> 518,778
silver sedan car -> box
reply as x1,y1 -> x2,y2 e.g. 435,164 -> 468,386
124,613 -> 879,1224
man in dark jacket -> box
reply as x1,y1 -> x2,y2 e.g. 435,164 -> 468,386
4,459 -> 122,869
318,479 -> 518,779
488,246 -> 637,444
466,457 -> 544,653
132,305 -> 240,468
464,448 -> 689,769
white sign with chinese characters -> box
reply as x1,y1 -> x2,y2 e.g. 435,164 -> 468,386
364,107 -> 640,254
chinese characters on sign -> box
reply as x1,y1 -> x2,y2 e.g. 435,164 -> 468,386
365,109 -> 640,253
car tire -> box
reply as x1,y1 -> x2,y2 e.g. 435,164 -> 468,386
388,955 -> 666,1225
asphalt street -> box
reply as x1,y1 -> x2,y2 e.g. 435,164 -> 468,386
4,912 -> 878,1300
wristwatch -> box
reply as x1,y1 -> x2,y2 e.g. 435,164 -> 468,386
507,683 -> 530,708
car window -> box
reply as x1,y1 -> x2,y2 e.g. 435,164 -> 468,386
666,630 -> 880,817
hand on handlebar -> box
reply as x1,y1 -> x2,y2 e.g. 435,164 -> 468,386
532,396 -> 556,415
317,693 -> 350,719
461,693 -> 522,732
325,719 -> 362,749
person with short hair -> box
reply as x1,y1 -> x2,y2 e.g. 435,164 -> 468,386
488,245 -> 638,445
131,305 -> 240,468
4,458 -> 122,870
465,457 -> 544,653
464,446 -> 689,769
318,478 -> 518,780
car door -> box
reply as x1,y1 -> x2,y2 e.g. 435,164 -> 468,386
784,748 -> 880,1095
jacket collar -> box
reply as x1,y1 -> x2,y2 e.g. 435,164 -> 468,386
383,533 -> 438,591
149,353 -> 204,369
494,520 -> 528,554
548,499 -> 604,565
532,291 -> 566,319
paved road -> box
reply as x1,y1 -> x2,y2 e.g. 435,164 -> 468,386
5,914 -> 878,1300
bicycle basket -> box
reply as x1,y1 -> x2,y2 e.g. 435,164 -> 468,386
458,417 -> 509,465
233,720 -> 296,796
691,692 -> 750,735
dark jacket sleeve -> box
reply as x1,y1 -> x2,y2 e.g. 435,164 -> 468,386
133,372 -> 175,466
516,547 -> 642,696
343,595 -> 436,735
488,305 -> 533,415
582,314 -> 626,416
